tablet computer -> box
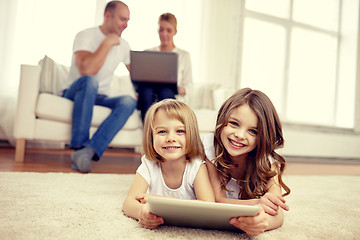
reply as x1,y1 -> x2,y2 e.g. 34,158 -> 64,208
147,196 -> 259,232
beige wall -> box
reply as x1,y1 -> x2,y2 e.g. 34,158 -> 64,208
280,126 -> 360,160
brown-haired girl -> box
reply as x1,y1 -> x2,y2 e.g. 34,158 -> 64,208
203,88 -> 291,236
123,99 -> 214,229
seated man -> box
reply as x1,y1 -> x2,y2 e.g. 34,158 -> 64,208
61,1 -> 136,173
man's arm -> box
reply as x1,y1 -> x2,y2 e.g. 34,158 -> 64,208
75,33 -> 120,76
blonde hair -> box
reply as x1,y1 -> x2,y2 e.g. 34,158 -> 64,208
143,99 -> 204,162
214,88 -> 290,198
159,12 -> 177,31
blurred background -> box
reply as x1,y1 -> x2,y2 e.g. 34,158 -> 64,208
1,0 -> 359,161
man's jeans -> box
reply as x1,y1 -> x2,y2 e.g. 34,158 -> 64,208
62,76 -> 137,159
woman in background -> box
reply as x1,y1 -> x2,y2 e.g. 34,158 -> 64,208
137,13 -> 193,122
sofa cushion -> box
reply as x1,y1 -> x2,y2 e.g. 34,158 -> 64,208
187,83 -> 217,110
110,75 -> 136,99
32,118 -> 143,148
38,55 -> 69,96
193,109 -> 217,134
35,93 -> 142,130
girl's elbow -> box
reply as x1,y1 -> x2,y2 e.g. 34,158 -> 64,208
122,206 -> 129,217
122,201 -> 130,216
214,194 -> 227,203
122,198 -> 134,218
266,210 -> 284,231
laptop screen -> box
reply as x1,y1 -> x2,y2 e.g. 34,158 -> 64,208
130,50 -> 178,84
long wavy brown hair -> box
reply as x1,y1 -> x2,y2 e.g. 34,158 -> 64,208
214,88 -> 290,199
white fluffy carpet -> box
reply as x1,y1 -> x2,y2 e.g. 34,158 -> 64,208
0,172 -> 359,240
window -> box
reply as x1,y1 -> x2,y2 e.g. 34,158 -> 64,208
239,0 -> 358,129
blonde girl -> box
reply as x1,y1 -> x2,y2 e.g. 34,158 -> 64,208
203,88 -> 291,236
123,99 -> 214,229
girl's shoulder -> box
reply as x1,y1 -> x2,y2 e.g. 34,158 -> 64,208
201,132 -> 214,144
187,157 -> 205,168
140,155 -> 160,169
184,158 -> 206,184
201,133 -> 216,163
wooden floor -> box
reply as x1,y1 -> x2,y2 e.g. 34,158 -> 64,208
0,147 -> 359,175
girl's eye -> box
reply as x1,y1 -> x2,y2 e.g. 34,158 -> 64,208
158,130 -> 166,134
249,129 -> 258,135
177,129 -> 186,134
229,121 -> 239,127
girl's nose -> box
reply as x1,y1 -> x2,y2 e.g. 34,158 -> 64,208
234,130 -> 246,140
167,138 -> 175,143
167,133 -> 176,142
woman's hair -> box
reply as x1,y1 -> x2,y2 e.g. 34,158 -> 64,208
143,99 -> 204,162
214,88 -> 290,199
158,12 -> 177,31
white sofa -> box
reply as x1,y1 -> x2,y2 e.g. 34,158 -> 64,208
13,56 -> 225,162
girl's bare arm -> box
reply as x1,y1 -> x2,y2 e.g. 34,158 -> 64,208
122,173 -> 149,219
122,173 -> 164,229
193,164 -> 215,202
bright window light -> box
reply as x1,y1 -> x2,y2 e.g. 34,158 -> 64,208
241,18 -> 286,114
246,0 -> 290,19
293,0 -> 339,31
287,28 -> 337,125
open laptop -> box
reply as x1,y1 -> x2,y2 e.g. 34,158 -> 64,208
147,196 -> 259,232
130,50 -> 178,93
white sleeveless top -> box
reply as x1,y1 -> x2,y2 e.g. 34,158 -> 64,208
137,155 -> 205,200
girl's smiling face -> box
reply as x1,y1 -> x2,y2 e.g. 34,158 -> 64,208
220,104 -> 258,162
152,109 -> 187,162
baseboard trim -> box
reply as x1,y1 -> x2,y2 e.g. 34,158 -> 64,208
285,155 -> 360,165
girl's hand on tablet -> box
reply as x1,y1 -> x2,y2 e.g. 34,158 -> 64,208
259,193 -> 289,216
139,203 -> 164,229
135,193 -> 147,204
230,206 -> 268,236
